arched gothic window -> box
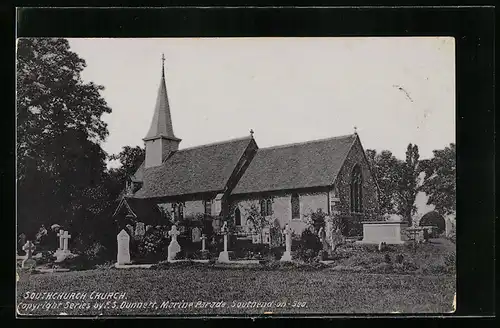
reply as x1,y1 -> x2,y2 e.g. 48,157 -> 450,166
350,164 -> 363,213
234,208 -> 241,226
260,198 -> 273,216
291,193 -> 300,219
266,199 -> 273,216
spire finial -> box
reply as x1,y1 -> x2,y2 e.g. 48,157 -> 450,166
161,53 -> 166,76
354,126 -> 358,135
250,129 -> 254,137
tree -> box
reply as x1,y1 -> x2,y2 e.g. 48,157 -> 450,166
17,38 -> 112,237
109,146 -> 145,181
396,144 -> 420,223
420,143 -> 456,217
365,149 -> 403,215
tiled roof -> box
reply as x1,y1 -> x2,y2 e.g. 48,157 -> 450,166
133,136 -> 254,198
120,197 -> 164,225
232,134 -> 356,195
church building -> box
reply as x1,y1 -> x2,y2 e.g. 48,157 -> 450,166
113,58 -> 380,237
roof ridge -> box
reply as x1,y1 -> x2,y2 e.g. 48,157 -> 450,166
258,134 -> 356,151
174,135 -> 252,152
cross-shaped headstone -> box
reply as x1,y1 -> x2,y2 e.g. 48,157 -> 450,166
57,229 -> 65,250
280,225 -> 293,262
62,231 -> 71,252
168,225 -> 180,241
221,221 -> 228,234
22,241 -> 36,259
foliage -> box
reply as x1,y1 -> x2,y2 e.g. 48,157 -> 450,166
244,203 -> 272,235
396,144 -> 420,223
108,145 -> 145,197
17,38 -> 112,237
137,227 -> 169,260
303,208 -> 327,234
365,149 -> 403,215
420,143 -> 456,217
295,229 -> 322,262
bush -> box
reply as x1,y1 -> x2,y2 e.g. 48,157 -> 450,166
299,229 -> 322,252
384,254 -> 392,264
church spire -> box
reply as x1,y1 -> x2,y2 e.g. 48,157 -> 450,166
143,54 -> 181,168
143,53 -> 180,142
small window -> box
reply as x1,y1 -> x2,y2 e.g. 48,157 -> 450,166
291,193 -> 300,219
172,202 -> 184,221
260,199 -> 266,216
260,198 -> 272,216
266,199 -> 273,216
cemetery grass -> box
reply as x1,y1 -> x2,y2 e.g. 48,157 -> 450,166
17,266 -> 455,315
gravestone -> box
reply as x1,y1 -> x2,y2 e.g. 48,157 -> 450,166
218,222 -> 230,263
318,227 -> 328,251
57,229 -> 65,251
280,224 -> 293,262
167,225 -> 181,261
117,230 -> 131,265
146,225 -> 152,232
22,241 -> 37,269
200,234 -> 207,251
262,227 -> 271,245
54,230 -> 74,262
192,227 -> 201,243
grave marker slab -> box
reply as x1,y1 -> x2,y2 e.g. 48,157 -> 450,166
117,230 -> 131,265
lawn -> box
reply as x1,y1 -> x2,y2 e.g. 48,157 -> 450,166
17,265 -> 456,316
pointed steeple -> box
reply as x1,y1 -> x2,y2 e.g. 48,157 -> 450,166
143,54 -> 181,168
143,53 -> 180,142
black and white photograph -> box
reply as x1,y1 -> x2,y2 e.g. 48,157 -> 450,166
15,35 -> 460,316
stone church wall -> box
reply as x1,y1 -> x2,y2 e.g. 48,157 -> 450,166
231,191 -> 328,236
334,137 -> 379,219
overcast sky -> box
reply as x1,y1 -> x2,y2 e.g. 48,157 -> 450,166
67,37 -> 455,162
66,37 -> 455,215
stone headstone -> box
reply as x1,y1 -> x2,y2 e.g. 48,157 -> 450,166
200,234 -> 207,251
146,225 -> 153,232
280,224 -> 292,262
192,227 -> 201,243
218,224 -> 230,263
318,227 -> 328,251
167,225 -> 181,261
62,230 -> 71,252
117,230 -> 131,265
57,229 -> 65,251
262,227 -> 271,244
22,241 -> 37,269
